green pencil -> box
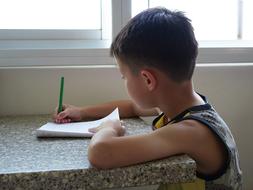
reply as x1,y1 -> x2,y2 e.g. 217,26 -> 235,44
58,77 -> 64,114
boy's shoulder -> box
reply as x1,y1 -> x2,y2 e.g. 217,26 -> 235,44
155,119 -> 215,150
154,118 -> 228,175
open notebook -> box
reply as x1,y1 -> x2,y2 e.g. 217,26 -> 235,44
36,108 -> 119,138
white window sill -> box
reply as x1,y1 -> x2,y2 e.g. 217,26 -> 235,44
0,40 -> 253,67
198,40 -> 253,63
0,39 -> 111,50
0,40 -> 113,67
199,40 -> 253,48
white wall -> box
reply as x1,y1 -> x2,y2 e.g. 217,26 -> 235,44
194,65 -> 253,190
0,66 -> 126,116
0,65 -> 252,189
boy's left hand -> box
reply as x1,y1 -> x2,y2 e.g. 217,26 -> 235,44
89,120 -> 125,136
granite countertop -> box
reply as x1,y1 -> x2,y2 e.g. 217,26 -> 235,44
0,115 -> 196,190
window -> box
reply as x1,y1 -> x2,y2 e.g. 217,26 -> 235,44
131,0 -> 253,64
132,0 -> 253,41
0,0 -> 111,40
243,0 -> 253,40
0,0 -> 113,67
0,0 -> 252,67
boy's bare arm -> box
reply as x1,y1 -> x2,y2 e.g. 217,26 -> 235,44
88,122 -> 189,169
88,119 -> 227,176
54,100 -> 158,123
80,100 -> 159,120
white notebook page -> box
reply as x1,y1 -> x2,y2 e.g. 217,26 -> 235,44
36,108 -> 119,137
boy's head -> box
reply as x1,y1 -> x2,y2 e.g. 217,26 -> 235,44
110,7 -> 198,83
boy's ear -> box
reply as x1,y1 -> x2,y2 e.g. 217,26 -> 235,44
140,69 -> 157,91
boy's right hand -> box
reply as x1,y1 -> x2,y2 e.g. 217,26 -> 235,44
53,104 -> 83,123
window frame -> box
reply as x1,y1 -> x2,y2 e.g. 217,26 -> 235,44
0,0 -> 110,40
130,0 -> 253,64
0,0 -> 252,68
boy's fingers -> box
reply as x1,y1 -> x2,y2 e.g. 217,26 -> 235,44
62,104 -> 68,110
58,110 -> 68,119
54,104 -> 67,113
53,104 -> 70,123
61,118 -> 71,123
55,118 -> 71,124
88,125 -> 103,133
88,127 -> 97,133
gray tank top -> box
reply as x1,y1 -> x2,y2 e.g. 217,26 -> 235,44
152,94 -> 242,190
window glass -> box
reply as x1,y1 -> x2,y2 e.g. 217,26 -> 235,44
132,0 -> 148,18
0,0 -> 101,29
132,0 -> 238,41
243,0 -> 253,40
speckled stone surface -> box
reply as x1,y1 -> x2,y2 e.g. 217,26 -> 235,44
0,115 -> 196,190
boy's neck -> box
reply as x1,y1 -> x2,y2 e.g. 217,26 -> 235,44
157,81 -> 205,121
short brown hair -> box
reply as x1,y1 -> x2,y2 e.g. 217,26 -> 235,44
110,7 -> 198,82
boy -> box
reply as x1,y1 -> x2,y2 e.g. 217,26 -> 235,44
54,8 -> 242,190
